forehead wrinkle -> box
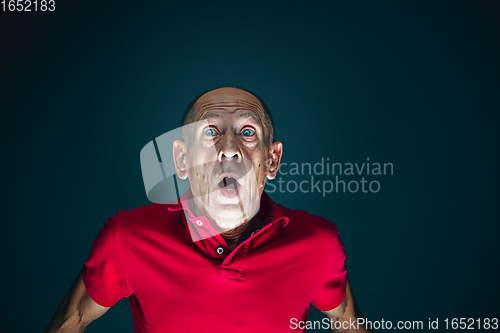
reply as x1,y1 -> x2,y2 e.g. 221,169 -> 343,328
195,101 -> 264,123
196,99 -> 263,113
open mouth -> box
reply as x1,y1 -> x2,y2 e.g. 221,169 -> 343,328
218,176 -> 240,197
219,177 -> 239,190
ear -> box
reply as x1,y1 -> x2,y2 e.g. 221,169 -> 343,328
173,140 -> 189,180
266,141 -> 283,180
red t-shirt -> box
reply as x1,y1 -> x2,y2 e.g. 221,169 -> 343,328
82,191 -> 347,332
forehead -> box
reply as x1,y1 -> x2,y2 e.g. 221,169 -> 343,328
193,88 -> 264,119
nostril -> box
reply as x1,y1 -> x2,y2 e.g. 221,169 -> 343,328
221,151 -> 241,162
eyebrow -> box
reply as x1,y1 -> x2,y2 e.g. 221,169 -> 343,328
199,113 -> 219,120
239,112 -> 259,120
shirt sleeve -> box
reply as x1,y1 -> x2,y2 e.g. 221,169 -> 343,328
82,214 -> 132,307
310,229 -> 348,311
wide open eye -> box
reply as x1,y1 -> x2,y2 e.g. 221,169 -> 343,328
204,128 -> 218,136
241,128 -> 255,137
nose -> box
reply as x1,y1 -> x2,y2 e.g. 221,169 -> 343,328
218,131 -> 242,163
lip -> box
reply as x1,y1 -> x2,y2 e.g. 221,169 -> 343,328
217,173 -> 241,198
217,173 -> 241,184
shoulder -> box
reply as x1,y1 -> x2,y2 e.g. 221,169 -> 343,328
110,202 -> 182,232
114,203 -> 168,220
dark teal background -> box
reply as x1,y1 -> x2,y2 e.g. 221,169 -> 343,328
1,1 -> 499,332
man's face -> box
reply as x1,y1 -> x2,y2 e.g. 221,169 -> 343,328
174,88 -> 282,231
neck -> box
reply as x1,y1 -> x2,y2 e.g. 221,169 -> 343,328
221,214 -> 267,251
221,219 -> 252,243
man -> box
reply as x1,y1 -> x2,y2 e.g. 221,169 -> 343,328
44,87 -> 371,332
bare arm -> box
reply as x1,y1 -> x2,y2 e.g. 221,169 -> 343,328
43,269 -> 110,333
322,279 -> 373,333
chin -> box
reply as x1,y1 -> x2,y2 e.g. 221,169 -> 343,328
209,204 -> 258,229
